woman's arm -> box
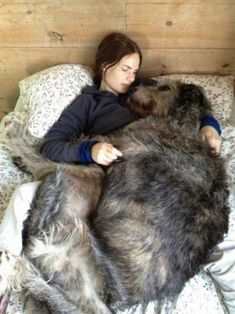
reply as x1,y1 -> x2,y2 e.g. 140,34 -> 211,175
40,96 -> 94,164
40,95 -> 122,165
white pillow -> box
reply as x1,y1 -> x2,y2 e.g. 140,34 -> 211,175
153,74 -> 234,122
18,64 -> 93,140
17,67 -> 234,142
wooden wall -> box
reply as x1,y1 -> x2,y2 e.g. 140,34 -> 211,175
0,0 -> 235,118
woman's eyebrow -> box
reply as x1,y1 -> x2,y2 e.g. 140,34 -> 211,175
123,64 -> 138,71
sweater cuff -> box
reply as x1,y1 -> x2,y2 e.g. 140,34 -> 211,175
77,140 -> 99,164
200,116 -> 222,136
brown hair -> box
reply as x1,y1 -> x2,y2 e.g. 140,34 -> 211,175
93,32 -> 142,88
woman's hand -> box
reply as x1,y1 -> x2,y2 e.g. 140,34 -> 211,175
91,142 -> 123,166
200,126 -> 221,156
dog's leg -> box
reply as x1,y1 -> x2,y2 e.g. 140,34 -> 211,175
0,250 -> 90,314
25,227 -> 113,314
23,273 -> 86,314
25,269 -> 113,314
0,251 -> 18,295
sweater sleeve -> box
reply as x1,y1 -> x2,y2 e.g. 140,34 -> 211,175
40,96 -> 97,164
200,116 -> 221,136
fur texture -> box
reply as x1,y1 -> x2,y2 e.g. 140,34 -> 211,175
0,80 -> 230,313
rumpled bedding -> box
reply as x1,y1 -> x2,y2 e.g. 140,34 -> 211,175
0,65 -> 235,313
0,108 -> 235,314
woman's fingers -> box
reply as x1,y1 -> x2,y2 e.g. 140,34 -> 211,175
91,142 -> 123,165
200,126 -> 221,155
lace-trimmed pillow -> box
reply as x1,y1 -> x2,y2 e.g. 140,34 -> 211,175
18,64 -> 93,141
153,74 -> 234,122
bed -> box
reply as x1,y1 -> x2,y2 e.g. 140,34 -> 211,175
0,64 -> 234,314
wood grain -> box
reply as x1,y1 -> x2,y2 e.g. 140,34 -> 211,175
0,1 -> 234,118
0,3 -> 126,47
0,47 -> 95,113
140,48 -> 235,76
127,4 -> 235,48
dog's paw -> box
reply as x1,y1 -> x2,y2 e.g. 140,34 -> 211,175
0,251 -> 17,294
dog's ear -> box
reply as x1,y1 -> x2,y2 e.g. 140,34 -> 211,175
179,83 -> 213,117
179,84 -> 202,102
194,85 -> 213,116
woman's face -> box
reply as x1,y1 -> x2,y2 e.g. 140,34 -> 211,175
100,53 -> 140,95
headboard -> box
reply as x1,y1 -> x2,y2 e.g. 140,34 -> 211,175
0,1 -> 234,119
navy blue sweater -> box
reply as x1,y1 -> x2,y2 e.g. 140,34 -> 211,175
40,85 -> 221,164
40,85 -> 137,163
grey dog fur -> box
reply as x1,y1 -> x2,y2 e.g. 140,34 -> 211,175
3,80 -> 230,313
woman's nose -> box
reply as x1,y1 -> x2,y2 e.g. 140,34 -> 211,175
127,72 -> 135,83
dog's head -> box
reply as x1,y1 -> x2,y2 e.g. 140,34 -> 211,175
126,79 -> 212,121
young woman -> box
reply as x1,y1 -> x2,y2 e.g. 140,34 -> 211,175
0,32 -> 233,313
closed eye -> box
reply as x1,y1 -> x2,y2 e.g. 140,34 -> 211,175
158,85 -> 170,91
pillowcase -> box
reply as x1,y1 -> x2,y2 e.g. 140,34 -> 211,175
17,66 -> 234,143
153,74 -> 234,122
18,64 -> 93,140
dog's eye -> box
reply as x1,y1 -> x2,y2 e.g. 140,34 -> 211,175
158,85 -> 170,91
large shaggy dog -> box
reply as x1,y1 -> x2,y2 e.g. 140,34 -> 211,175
0,80 -> 230,313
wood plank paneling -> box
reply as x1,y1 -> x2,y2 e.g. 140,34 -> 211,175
127,4 -> 235,48
230,105 -> 235,127
141,48 -> 235,76
0,47 -> 95,79
0,108 -> 11,120
127,0 -> 235,3
0,1 -> 124,3
0,3 -> 126,47
127,0 -> 167,3
0,1 -> 234,119
0,47 -> 95,113
168,0 -> 235,3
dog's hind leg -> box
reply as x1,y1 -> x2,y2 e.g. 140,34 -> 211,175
24,273 -> 85,314
0,251 -> 90,314
26,226 -> 114,314
0,251 -> 19,295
